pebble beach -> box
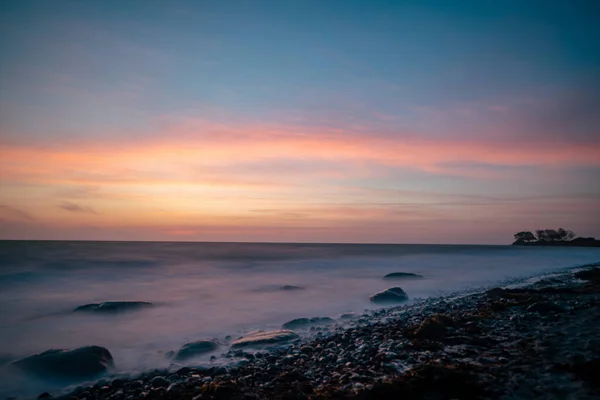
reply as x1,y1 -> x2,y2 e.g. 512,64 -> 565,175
25,263 -> 600,400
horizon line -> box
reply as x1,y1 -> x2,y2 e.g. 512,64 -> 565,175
0,238 -> 510,246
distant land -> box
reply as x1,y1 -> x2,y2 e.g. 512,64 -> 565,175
512,228 -> 600,247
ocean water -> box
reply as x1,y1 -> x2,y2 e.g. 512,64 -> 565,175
1,241 -> 599,397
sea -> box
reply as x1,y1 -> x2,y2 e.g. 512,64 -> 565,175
1,240 -> 599,397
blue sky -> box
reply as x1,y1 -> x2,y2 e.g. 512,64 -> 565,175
1,0 -> 599,243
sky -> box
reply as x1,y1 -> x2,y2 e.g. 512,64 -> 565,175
1,0 -> 599,244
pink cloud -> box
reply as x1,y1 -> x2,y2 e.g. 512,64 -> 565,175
1,115 -> 599,189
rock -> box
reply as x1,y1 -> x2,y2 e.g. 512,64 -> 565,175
280,285 -> 304,290
174,340 -> 219,361
164,350 -> 175,359
74,301 -> 153,314
282,317 -> 335,330
383,272 -> 424,280
37,393 -> 52,399
340,312 -> 358,320
369,287 -> 409,304
526,301 -> 563,315
231,330 -> 299,348
151,376 -> 169,388
12,346 -> 114,381
111,378 -> 126,388
574,268 -> 600,282
413,314 -> 450,340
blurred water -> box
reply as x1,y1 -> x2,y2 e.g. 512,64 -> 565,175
0,241 -> 599,397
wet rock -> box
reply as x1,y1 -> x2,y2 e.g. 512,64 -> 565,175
111,378 -> 126,388
231,330 -> 299,348
73,301 -> 153,314
280,285 -> 304,290
340,312 -> 358,320
383,272 -> 424,280
574,268 -> 600,282
37,393 -> 52,399
12,346 -> 114,381
164,350 -> 175,359
151,376 -> 168,388
282,317 -> 335,330
167,382 -> 184,393
173,340 -> 219,361
370,287 -> 409,304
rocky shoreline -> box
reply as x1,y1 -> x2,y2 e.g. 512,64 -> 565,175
29,264 -> 600,400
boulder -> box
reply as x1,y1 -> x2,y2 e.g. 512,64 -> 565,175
173,340 -> 219,361
383,272 -> 424,280
574,268 -> 600,282
370,287 -> 409,304
282,317 -> 335,330
231,330 -> 299,348
280,285 -> 304,291
12,346 -> 114,381
74,301 -> 153,314
339,312 -> 358,320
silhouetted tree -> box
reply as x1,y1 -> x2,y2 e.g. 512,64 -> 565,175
534,228 -> 576,242
514,231 -> 536,242
535,229 -> 546,241
557,228 -> 575,241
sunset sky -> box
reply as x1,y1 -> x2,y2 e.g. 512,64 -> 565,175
1,0 -> 599,244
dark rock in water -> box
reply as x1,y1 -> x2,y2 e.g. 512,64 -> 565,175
383,272 -> 424,280
231,330 -> 299,348
164,350 -> 175,359
370,287 -> 409,304
174,340 -> 219,361
37,393 -> 52,399
526,301 -> 563,315
13,346 -> 114,381
574,268 -> 600,283
74,301 -> 153,314
339,312 -> 358,320
280,285 -> 304,291
282,317 -> 335,330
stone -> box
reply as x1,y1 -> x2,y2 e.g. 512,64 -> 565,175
151,376 -> 169,388
383,272 -> 424,280
282,317 -> 335,330
370,287 -> 409,304
173,340 -> 219,361
574,268 -> 600,282
13,346 -> 114,381
74,301 -> 153,314
280,285 -> 304,290
231,330 -> 299,348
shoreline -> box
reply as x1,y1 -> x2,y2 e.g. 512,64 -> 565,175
21,263 -> 600,399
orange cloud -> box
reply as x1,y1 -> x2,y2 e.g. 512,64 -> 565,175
2,116 -> 599,187
1,116 -> 599,240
